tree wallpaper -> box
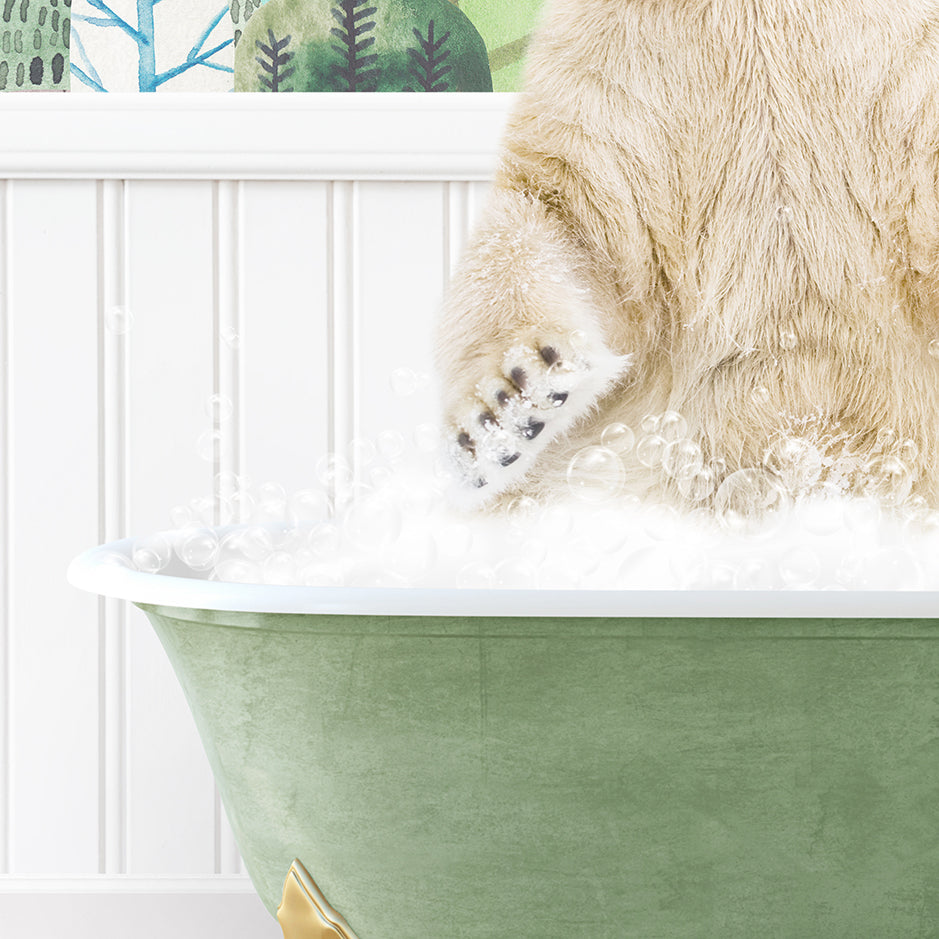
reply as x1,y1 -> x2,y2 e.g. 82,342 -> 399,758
21,0 -> 543,92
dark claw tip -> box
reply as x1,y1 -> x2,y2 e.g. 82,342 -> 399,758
499,451 -> 522,467
549,392 -> 569,407
540,346 -> 560,366
521,419 -> 545,440
495,390 -> 511,407
509,366 -> 528,390
457,432 -> 476,454
473,477 -> 488,489
478,411 -> 498,429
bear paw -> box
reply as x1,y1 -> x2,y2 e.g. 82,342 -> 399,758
444,332 -> 632,502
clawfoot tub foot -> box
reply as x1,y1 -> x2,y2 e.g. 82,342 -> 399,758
277,859 -> 360,939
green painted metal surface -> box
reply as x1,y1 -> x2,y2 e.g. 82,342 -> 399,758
140,604 -> 939,937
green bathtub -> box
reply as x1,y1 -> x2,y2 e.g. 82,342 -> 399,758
70,539 -> 939,937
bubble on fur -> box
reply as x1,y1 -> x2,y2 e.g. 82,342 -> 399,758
600,422 -> 636,454
663,439 -> 703,478
714,468 -> 792,536
763,436 -> 823,493
636,434 -> 667,469
566,446 -> 625,503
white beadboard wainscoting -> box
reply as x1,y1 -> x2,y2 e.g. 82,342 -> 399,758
0,95 -> 509,938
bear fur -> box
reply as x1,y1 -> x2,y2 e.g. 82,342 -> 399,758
435,0 -> 939,511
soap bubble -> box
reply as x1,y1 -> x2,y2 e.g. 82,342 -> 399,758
344,494 -> 403,551
390,367 -> 420,397
566,446 -> 625,503
494,558 -> 539,588
506,495 -> 539,519
289,488 -> 330,526
170,504 -> 194,529
436,522 -> 474,560
458,562 -> 496,588
315,454 -> 353,490
262,551 -> 297,585
220,526 -> 273,563
714,468 -> 792,535
875,428 -> 897,452
220,326 -> 241,349
616,545 -> 673,588
105,306 -> 133,335
177,528 -> 220,571
214,559 -> 260,584
779,330 -> 798,350
600,423 -> 635,454
863,454 -> 913,507
663,439 -> 703,478
844,497 -> 882,532
255,496 -> 288,525
229,489 -> 256,524
204,393 -> 233,422
132,534 -> 171,573
929,339 -> 939,359
308,522 -> 342,559
676,464 -> 718,503
899,439 -> 919,464
636,434 -> 667,469
658,410 -> 688,442
300,563 -> 344,587
385,530 -> 437,581
569,329 -> 589,351
737,557 -> 775,590
752,386 -> 771,406
414,423 -> 441,453
101,551 -> 135,570
640,413 -> 660,434
377,429 -> 406,462
763,436 -> 823,493
518,537 -> 549,565
196,430 -> 221,462
800,487 -> 845,535
779,546 -> 821,587
684,559 -> 737,590
538,502 -> 575,538
350,437 -> 378,467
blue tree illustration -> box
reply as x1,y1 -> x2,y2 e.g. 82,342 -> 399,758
70,0 -> 234,91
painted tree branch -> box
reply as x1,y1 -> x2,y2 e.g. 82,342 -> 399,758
405,19 -> 451,92
329,0 -> 379,92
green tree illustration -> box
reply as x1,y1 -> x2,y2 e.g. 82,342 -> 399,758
255,27 -> 294,90
330,0 -> 379,92
0,0 -> 69,90
404,19 -> 451,92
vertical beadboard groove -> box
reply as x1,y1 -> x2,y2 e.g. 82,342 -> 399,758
444,181 -> 472,280
97,179 -> 128,876
327,181 -> 360,500
212,180 -> 243,876
0,179 -> 11,876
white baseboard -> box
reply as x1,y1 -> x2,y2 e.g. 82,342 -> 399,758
0,879 -> 281,939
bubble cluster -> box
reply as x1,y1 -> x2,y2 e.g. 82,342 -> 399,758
110,382 -> 939,592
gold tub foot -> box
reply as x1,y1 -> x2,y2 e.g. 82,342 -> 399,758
277,859 -> 360,939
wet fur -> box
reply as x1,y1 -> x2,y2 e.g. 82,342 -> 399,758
435,0 -> 939,507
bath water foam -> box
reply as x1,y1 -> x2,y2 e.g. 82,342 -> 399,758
117,407 -> 939,590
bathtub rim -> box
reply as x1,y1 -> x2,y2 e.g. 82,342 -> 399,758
68,535 -> 939,618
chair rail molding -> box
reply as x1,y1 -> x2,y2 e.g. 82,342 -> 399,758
0,94 -> 514,181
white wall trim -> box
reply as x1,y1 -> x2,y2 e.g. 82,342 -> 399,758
0,879 -> 280,939
0,94 -> 514,181
0,875 -> 256,893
